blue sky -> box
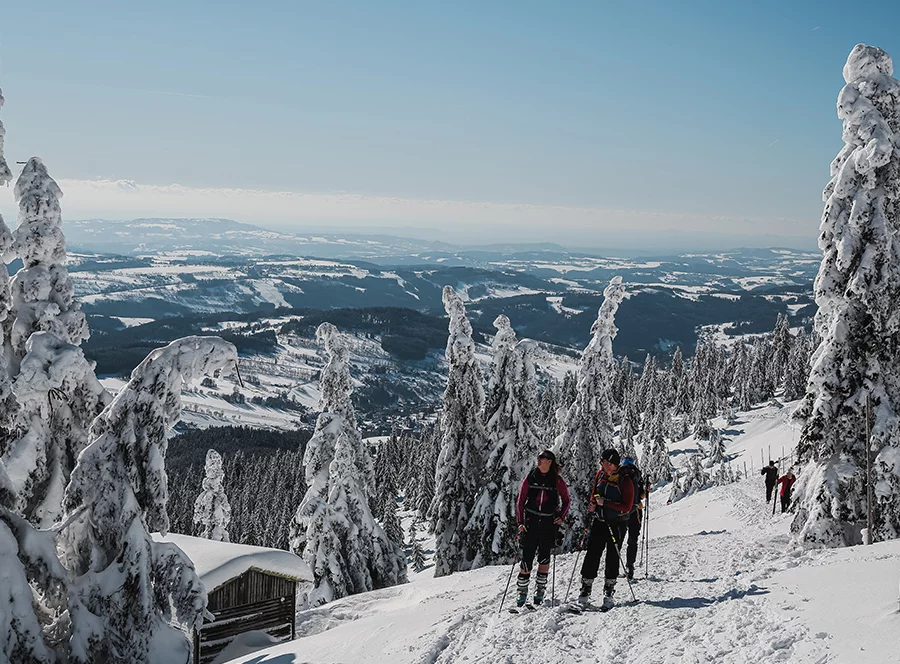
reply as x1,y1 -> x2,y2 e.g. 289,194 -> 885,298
1,1 -> 899,249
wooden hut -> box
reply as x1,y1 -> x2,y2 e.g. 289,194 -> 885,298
154,533 -> 311,664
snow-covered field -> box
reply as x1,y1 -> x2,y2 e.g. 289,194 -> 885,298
224,403 -> 899,664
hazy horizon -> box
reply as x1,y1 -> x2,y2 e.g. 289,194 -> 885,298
2,1 -> 891,254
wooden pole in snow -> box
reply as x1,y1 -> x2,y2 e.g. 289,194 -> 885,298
866,393 -> 873,545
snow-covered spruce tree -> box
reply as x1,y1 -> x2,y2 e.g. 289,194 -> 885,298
712,460 -> 734,487
794,44 -> 900,546
2,159 -> 109,526
0,508 -> 70,664
193,448 -> 231,542
466,316 -> 539,568
0,193 -> 16,493
411,534 -> 427,573
770,313 -> 792,389
60,337 -> 237,664
8,158 -> 89,368
5,333 -> 108,527
373,438 -> 399,520
381,492 -> 404,548
683,454 -> 709,496
748,338 -> 775,404
432,286 -> 486,576
619,382 -> 641,458
0,88 -> 11,184
644,409 -> 673,484
706,428 -> 727,468
553,276 -> 625,545
290,323 -> 405,604
637,354 -> 656,413
728,341 -> 750,411
783,331 -> 811,401
668,471 -> 685,503
288,320 -> 360,555
416,422 -> 439,522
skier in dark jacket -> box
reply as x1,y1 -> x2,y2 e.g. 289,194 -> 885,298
577,448 -> 635,610
620,457 -> 646,580
761,461 -> 778,502
777,470 -> 796,513
515,449 -> 571,607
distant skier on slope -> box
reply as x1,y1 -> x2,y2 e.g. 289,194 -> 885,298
515,449 -> 571,608
575,448 -> 635,611
620,457 -> 646,580
776,469 -> 796,513
760,460 -> 778,502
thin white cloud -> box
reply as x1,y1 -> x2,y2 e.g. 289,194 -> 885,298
0,177 -> 813,247
117,87 -> 210,99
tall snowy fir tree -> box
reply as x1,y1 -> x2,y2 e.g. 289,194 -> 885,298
0,88 -> 10,183
783,331 -> 811,401
645,408 -> 674,484
60,337 -> 238,664
794,44 -> 900,546
289,323 -> 405,604
1,158 -> 109,526
432,286 -> 486,576
193,448 -> 231,542
554,276 -> 625,544
0,89 -> 16,497
0,93 -> 70,664
466,315 -> 538,568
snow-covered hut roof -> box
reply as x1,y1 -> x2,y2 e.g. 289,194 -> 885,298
153,533 -> 312,592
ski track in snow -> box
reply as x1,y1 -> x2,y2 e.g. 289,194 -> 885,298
410,481 -> 825,664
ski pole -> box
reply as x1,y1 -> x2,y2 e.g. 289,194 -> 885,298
638,505 -> 645,567
551,547 -> 556,607
564,528 -> 589,603
498,559 -> 519,614
644,486 -> 650,579
605,522 -> 637,602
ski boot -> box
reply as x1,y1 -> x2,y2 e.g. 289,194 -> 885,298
533,571 -> 548,606
576,577 -> 593,607
516,572 -> 530,607
601,578 -> 616,611
625,564 -> 634,581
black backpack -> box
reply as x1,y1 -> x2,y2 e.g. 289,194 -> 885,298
618,463 -> 641,515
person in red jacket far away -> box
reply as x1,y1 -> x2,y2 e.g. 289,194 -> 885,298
777,469 -> 797,513
514,449 -> 571,607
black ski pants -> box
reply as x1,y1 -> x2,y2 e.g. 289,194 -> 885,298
780,492 -> 791,513
625,509 -> 642,570
580,518 -> 627,581
765,482 -> 776,502
520,514 -> 557,572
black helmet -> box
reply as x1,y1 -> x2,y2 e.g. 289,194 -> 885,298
538,449 -> 557,463
600,448 -> 620,466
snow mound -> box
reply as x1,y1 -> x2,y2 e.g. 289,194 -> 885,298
154,533 -> 311,592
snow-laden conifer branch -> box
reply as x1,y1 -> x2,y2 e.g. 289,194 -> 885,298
61,336 -> 237,664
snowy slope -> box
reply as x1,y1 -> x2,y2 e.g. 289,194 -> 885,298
224,404 -> 899,664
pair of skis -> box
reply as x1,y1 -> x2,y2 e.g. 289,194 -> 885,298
564,601 -> 612,614
509,601 -> 612,615
508,603 -> 539,614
